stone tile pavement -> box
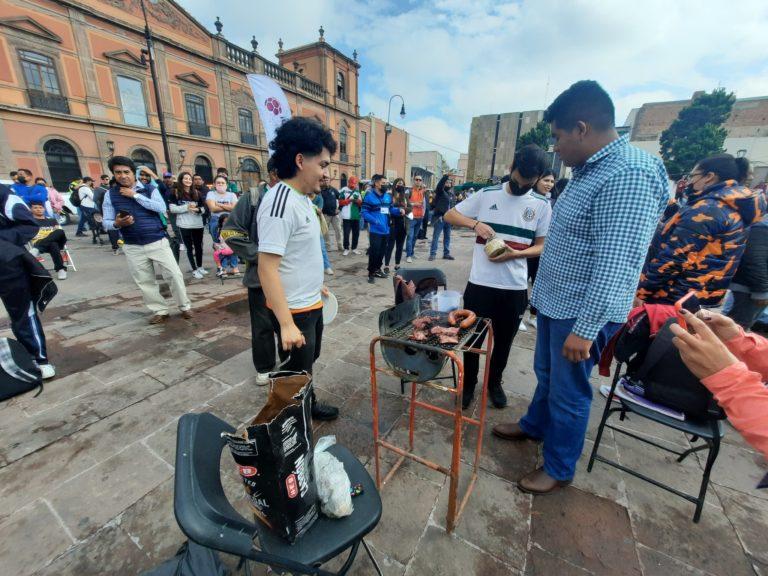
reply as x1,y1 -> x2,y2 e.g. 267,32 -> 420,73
0,230 -> 766,575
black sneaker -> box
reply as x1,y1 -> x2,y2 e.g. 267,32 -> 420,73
368,275 -> 375,284
374,269 -> 388,278
489,386 -> 508,409
443,254 -> 455,261
312,402 -> 339,421
383,266 -> 390,274
75,232 -> 86,237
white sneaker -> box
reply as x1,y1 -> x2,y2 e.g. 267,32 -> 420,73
353,249 -> 362,255
325,267 -> 334,275
406,256 -> 413,263
343,249 -> 350,256
255,372 -> 270,386
29,247 -> 40,257
57,269 -> 67,280
198,267 -> 209,275
192,269 -> 204,279
38,363 -> 56,379
179,244 -> 186,251
518,320 -> 528,332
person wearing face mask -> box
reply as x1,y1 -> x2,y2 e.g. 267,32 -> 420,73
362,174 -> 398,283
10,168 -> 48,207
383,178 -> 411,273
206,175 -> 238,242
636,153 -> 765,307
444,145 -> 552,410
405,175 -> 426,262
428,175 -> 455,261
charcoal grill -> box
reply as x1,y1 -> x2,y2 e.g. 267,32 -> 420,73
370,299 -> 493,533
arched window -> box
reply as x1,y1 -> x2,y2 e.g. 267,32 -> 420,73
131,148 -> 157,174
340,173 -> 348,188
194,155 -> 213,184
240,158 -> 261,193
238,109 -> 257,145
43,139 -> 81,192
339,123 -> 348,162
336,71 -> 346,100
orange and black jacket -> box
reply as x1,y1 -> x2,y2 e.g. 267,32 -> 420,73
637,180 -> 765,305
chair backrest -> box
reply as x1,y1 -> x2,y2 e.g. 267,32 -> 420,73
174,412 -> 257,559
394,268 -> 447,291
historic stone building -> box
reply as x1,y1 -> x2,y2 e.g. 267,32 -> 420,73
0,0 -> 361,192
358,113 -> 409,183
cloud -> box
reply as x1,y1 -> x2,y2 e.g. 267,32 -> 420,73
179,0 -> 768,168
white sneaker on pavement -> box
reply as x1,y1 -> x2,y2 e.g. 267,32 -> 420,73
343,249 -> 350,256
57,269 -> 67,280
518,320 -> 528,332
192,269 -> 204,279
255,372 -> 270,386
198,267 -> 209,275
527,315 -> 537,329
353,249 -> 362,255
325,267 -> 334,275
38,363 -> 56,379
406,256 -> 413,263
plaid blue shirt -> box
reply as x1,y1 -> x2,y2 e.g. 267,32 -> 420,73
531,136 -> 669,340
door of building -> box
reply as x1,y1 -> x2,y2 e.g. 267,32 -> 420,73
44,139 -> 81,192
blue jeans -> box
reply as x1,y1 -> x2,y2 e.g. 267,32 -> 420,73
519,315 -> 621,481
406,218 -> 423,257
76,207 -> 91,234
429,214 -> 451,257
320,235 -> 330,269
219,254 -> 238,269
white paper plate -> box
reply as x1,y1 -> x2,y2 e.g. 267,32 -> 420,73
322,290 -> 338,324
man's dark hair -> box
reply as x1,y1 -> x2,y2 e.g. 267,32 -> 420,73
267,156 -> 277,174
216,167 -> 228,174
10,171 -> 17,178
371,174 -> 384,183
511,145 -> 548,179
100,174 -> 109,179
544,80 -> 615,131
82,176 -> 94,183
17,168 -> 32,177
269,117 -> 337,179
108,155 -> 136,173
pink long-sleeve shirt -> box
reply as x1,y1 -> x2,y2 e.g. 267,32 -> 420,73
702,329 -> 768,459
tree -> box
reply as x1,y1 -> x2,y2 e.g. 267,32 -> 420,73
659,88 -> 736,179
517,120 -> 551,150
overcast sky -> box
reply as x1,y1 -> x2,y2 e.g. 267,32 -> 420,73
180,0 -> 768,167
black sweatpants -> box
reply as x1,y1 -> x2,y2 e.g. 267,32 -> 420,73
179,227 -> 204,270
462,281 -> 528,395
248,287 -> 277,373
343,219 -> 360,250
269,307 -> 323,375
368,232 -> 388,276
35,229 -> 67,271
0,267 -> 48,363
384,218 -> 407,266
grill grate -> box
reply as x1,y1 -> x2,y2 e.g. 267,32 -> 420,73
383,310 -> 482,350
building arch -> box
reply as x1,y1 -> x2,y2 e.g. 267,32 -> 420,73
43,139 -> 81,193
129,147 -> 158,174
239,156 -> 261,193
193,154 -> 214,184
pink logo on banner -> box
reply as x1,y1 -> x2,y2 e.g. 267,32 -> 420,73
265,97 -> 282,116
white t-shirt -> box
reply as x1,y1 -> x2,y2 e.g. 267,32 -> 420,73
206,190 -> 237,212
258,182 -> 324,310
78,185 -> 95,209
338,186 -> 361,220
455,183 -> 552,290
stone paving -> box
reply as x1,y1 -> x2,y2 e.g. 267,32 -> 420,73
0,230 -> 766,576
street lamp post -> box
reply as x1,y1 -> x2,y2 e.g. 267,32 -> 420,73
382,95 -> 405,178
139,0 -> 172,173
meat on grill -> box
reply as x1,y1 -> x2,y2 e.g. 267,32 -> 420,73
429,326 -> 460,336
437,333 -> 459,345
409,329 -> 429,342
411,316 -> 434,330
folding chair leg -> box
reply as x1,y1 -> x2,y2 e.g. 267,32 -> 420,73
693,435 -> 720,523
63,249 -> 77,272
588,364 -> 623,473
361,539 -> 383,576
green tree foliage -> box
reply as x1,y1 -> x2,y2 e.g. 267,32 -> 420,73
659,88 -> 736,178
517,120 -> 551,150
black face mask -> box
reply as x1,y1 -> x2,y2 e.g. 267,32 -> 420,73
395,185 -> 405,193
380,185 -> 389,193
508,178 -> 528,196
16,175 -> 27,184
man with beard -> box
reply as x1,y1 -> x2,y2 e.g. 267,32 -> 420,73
444,145 -> 551,410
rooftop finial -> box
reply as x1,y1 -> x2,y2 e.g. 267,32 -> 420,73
250,36 -> 258,53
277,38 -> 284,53
214,16 -> 223,35
319,25 -> 325,41
353,49 -> 358,61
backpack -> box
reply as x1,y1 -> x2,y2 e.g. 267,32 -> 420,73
0,338 -> 43,401
140,541 -> 229,576
616,318 -> 725,420
69,185 -> 82,207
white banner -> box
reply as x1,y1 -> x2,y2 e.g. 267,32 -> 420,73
247,74 -> 291,156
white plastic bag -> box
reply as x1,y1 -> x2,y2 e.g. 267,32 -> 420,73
313,436 -> 353,518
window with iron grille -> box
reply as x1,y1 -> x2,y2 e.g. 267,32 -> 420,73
20,50 -> 68,113
238,108 -> 257,145
185,94 -> 209,136
339,123 -> 348,162
336,71 -> 346,100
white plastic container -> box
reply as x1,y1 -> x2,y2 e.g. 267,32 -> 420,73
434,290 -> 462,312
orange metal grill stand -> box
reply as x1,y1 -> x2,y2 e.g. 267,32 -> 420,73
369,319 -> 493,533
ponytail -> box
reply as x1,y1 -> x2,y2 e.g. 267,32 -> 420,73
695,153 -> 749,184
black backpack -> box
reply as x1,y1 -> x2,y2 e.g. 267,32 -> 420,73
616,318 -> 725,421
140,541 -> 229,576
0,338 -> 43,401
69,184 -> 82,207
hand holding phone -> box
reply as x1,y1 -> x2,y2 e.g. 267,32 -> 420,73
674,292 -> 701,331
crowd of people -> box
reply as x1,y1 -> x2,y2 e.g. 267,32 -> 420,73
1,79 -> 766,495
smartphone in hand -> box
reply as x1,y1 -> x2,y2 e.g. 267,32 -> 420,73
674,292 -> 701,331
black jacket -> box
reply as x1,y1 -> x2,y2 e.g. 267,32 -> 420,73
731,221 -> 768,295
321,187 -> 339,215
430,175 -> 454,215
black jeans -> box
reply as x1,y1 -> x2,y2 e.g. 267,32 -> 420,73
179,227 -> 204,270
727,291 -> 768,330
248,287 -> 276,373
385,217 -> 407,266
34,229 -> 67,271
269,307 -> 323,374
343,219 -> 360,250
462,282 -> 528,394
107,229 -> 121,251
368,232 -> 388,276
527,256 -> 540,315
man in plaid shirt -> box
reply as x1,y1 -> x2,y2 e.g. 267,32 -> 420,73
493,81 -> 669,494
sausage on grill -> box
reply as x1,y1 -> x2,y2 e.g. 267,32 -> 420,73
448,309 -> 477,329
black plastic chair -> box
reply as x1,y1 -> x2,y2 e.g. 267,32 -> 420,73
173,412 -> 383,575
587,364 -> 723,523
393,267 -> 448,293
